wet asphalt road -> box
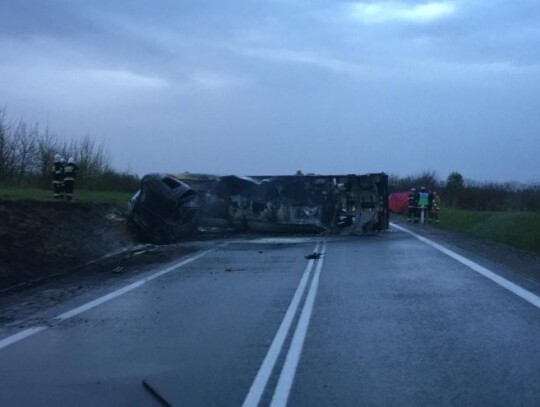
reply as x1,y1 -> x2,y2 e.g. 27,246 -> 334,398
1,226 -> 540,406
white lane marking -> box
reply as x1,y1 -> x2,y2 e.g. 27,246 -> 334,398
0,249 -> 215,351
391,223 -> 540,310
270,241 -> 327,407
242,243 -> 320,407
0,326 -> 48,351
55,249 -> 213,321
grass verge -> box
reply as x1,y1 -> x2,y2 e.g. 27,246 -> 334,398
436,208 -> 540,254
0,187 -> 134,206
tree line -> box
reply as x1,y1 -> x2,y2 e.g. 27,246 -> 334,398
2,109 -> 538,210
389,170 -> 540,212
0,109 -> 139,192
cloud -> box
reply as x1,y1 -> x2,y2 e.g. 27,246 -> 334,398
231,46 -> 370,76
1,0 -> 538,181
349,1 -> 456,24
0,64 -> 170,110
188,71 -> 252,90
84,69 -> 169,89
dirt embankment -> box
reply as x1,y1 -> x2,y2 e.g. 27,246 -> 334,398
0,200 -> 134,290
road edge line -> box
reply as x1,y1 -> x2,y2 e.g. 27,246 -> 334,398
391,222 -> 540,310
0,248 -> 215,351
0,326 -> 48,351
54,248 -> 215,320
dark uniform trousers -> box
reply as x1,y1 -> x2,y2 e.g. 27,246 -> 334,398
407,193 -> 418,221
52,163 -> 64,199
63,163 -> 77,201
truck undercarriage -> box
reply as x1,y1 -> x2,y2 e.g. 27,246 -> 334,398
127,173 -> 389,243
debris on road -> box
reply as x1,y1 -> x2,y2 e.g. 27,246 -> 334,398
305,252 -> 322,260
224,267 -> 247,272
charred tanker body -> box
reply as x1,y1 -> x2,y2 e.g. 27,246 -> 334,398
128,173 -> 389,242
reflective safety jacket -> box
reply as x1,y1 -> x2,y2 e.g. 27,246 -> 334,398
63,163 -> 77,181
433,195 -> 441,210
52,162 -> 64,184
408,192 -> 417,208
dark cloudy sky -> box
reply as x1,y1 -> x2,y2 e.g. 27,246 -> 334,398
1,1 -> 539,181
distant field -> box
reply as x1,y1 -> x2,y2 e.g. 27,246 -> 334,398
436,208 -> 540,254
0,187 -> 134,206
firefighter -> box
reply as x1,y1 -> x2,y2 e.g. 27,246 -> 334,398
407,188 -> 418,222
427,190 -> 434,222
431,191 -> 441,223
52,154 -> 64,199
63,157 -> 77,201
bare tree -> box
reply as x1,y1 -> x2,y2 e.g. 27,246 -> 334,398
12,121 -> 38,185
0,110 -> 18,185
0,109 -> 8,184
388,170 -> 441,193
74,134 -> 112,188
35,127 -> 60,188
0,108 -> 140,191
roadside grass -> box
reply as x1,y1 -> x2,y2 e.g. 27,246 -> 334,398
0,186 -> 134,206
435,208 -> 540,254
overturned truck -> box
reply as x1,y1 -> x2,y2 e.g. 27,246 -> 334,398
127,172 -> 389,243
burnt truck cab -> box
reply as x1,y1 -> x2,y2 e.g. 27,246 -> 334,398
127,173 -> 198,243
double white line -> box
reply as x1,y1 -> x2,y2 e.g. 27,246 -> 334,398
243,241 -> 327,407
